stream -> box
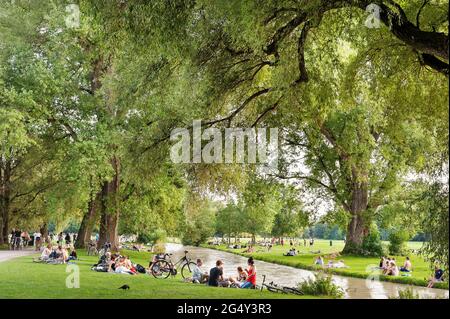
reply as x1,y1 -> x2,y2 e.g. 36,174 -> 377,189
164,243 -> 449,299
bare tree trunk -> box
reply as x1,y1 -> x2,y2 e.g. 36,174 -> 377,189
75,191 -> 100,248
40,223 -> 48,244
98,156 -> 120,251
342,169 -> 369,254
0,160 -> 11,245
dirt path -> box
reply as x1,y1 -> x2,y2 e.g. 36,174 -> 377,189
0,249 -> 37,263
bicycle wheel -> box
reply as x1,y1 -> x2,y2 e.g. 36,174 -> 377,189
282,286 -> 304,295
265,285 -> 282,293
151,260 -> 172,279
181,261 -> 197,279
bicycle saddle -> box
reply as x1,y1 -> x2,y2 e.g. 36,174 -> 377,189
184,250 -> 189,254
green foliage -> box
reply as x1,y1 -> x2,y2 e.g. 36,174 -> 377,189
271,185 -> 308,237
361,225 -> 385,256
419,182 -> 449,274
388,230 -> 409,256
137,228 -> 167,246
389,287 -> 420,299
297,272 -> 344,298
215,204 -> 245,242
182,198 -> 217,246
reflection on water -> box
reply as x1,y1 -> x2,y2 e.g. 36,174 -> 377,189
165,243 -> 449,299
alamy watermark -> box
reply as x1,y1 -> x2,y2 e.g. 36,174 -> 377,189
65,4 -> 80,29
66,263 -> 80,288
365,3 -> 381,29
170,120 -> 279,173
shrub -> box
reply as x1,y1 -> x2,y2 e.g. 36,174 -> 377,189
389,287 -> 420,299
137,228 -> 167,252
388,230 -> 409,256
297,272 -> 345,298
361,226 -> 385,256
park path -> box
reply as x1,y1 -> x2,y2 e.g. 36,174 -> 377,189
0,249 -> 36,263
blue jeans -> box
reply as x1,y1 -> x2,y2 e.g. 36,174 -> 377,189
240,281 -> 254,289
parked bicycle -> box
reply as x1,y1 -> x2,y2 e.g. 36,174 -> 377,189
257,275 -> 303,295
151,250 -> 196,279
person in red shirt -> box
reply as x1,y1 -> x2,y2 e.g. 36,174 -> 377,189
240,257 -> 256,289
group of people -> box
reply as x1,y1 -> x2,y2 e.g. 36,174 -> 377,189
190,257 -> 257,289
9,229 -> 32,250
34,244 -> 77,264
8,228 -> 79,252
93,252 -> 144,275
378,256 -> 412,276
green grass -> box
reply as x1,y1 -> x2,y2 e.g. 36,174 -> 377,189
0,250 -> 314,299
203,240 -> 448,289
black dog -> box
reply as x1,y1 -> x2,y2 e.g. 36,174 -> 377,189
118,285 -> 130,290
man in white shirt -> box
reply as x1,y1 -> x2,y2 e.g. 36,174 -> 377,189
33,232 -> 42,251
192,259 -> 208,283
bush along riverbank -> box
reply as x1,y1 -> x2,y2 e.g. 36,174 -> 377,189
202,244 -> 448,290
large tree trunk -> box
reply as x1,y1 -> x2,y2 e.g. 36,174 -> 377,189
98,156 -> 120,251
40,223 -> 48,244
342,169 -> 370,254
0,160 -> 11,245
75,191 -> 100,249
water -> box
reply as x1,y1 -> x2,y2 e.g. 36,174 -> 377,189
164,243 -> 449,299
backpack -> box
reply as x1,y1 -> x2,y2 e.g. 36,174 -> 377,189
135,264 -> 146,274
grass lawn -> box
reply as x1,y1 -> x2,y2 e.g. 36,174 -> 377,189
0,250 -> 314,299
203,240 -> 448,289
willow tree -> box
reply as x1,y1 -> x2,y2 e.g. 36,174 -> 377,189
104,0 -> 446,253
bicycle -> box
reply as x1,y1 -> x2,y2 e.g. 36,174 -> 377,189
258,275 -> 303,295
10,237 -> 22,251
151,250 -> 196,279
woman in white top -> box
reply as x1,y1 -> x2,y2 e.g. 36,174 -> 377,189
36,244 -> 52,261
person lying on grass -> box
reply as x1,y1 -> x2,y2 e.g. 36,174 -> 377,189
326,260 -> 349,269
427,265 -> 445,288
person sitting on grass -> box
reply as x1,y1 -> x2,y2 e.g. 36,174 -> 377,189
240,257 -> 256,289
60,246 -> 69,264
243,245 -> 254,253
192,258 -> 209,284
427,265 -> 444,288
229,266 -> 248,287
314,256 -> 324,266
284,248 -> 297,256
379,256 -> 386,268
115,256 -> 136,275
385,260 -> 399,276
208,259 -> 229,287
67,248 -> 77,261
34,244 -> 52,262
400,257 -> 412,272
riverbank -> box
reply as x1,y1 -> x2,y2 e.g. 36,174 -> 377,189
202,244 -> 448,290
0,250 -> 313,299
